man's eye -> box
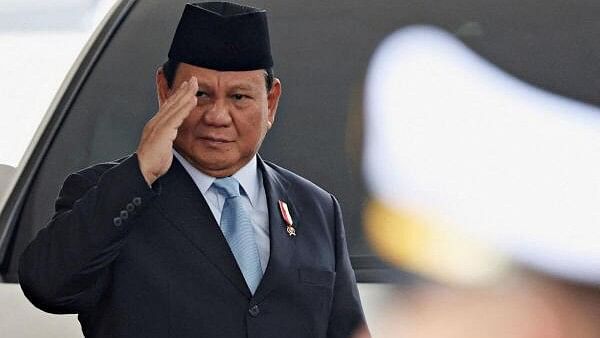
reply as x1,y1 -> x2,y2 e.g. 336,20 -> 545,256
232,94 -> 247,100
196,91 -> 208,97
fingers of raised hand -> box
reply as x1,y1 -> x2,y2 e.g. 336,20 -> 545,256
164,96 -> 197,130
161,78 -> 197,125
160,80 -> 188,112
167,87 -> 197,116
149,81 -> 194,132
163,76 -> 198,108
159,77 -> 197,115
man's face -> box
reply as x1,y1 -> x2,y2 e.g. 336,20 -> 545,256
157,62 -> 281,177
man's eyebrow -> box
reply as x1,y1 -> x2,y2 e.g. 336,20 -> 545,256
195,80 -> 213,88
228,83 -> 258,91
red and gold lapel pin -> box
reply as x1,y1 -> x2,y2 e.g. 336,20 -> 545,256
278,200 -> 296,237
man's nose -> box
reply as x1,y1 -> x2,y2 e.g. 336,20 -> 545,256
202,97 -> 232,126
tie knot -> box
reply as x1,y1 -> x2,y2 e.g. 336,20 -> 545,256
212,177 -> 241,198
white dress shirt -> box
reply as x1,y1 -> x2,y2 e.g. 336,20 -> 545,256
173,150 -> 270,273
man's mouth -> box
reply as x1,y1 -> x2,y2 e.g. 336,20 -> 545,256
199,136 -> 233,144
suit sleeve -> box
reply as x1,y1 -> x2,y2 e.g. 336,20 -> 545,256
327,195 -> 369,338
18,154 -> 159,314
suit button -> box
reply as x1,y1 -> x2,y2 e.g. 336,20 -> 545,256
113,217 -> 122,227
248,305 -> 260,317
126,203 -> 135,212
133,197 -> 142,206
120,210 -> 129,220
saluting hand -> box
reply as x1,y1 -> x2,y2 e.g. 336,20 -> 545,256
136,76 -> 199,186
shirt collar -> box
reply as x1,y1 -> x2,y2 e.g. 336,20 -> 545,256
172,149 -> 261,206
232,155 -> 260,207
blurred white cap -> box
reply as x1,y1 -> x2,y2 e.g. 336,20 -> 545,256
363,25 -> 600,286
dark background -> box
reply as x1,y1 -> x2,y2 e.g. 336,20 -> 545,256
2,0 -> 599,282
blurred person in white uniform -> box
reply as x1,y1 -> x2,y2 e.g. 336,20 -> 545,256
354,25 -> 600,338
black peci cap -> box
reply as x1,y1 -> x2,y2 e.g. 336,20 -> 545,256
168,2 -> 273,71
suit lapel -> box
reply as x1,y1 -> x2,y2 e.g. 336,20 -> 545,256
254,156 -> 298,303
153,157 -> 251,298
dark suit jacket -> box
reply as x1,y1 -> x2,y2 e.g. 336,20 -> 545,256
18,154 -> 366,338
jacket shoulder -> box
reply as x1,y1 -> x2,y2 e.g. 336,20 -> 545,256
262,160 -> 333,201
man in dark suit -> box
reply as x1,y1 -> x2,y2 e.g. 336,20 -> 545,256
18,2 -> 366,337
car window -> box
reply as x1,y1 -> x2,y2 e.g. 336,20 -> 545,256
0,0 -> 119,205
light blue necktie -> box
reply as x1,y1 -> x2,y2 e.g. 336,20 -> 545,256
212,177 -> 263,294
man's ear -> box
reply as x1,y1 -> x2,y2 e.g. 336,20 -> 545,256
266,78 -> 281,129
156,67 -> 171,107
